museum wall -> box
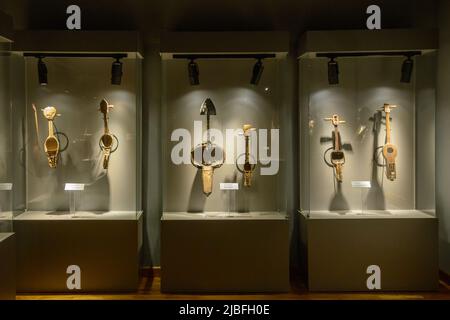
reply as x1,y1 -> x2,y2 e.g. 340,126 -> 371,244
0,0 -> 440,268
24,57 -> 139,212
437,0 -> 450,274
141,39 -> 162,266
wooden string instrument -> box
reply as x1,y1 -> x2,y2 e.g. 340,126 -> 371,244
99,99 -> 116,169
42,106 -> 60,168
190,98 -> 224,196
236,124 -> 257,187
324,114 -> 346,182
381,103 -> 398,181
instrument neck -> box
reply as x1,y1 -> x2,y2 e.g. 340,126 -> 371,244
103,114 -> 109,134
245,136 -> 250,164
206,114 -> 210,143
385,112 -> 391,143
48,120 -> 55,137
334,126 -> 340,150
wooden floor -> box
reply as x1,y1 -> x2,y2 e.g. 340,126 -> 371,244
16,275 -> 450,300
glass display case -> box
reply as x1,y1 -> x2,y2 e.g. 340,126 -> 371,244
298,29 -> 438,291
163,58 -> 285,215
0,16 -> 16,300
160,32 -> 290,293
0,37 -> 12,232
10,30 -> 143,292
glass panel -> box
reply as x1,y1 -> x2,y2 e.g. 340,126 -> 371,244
162,58 -> 285,216
300,54 -> 436,217
0,42 -> 12,232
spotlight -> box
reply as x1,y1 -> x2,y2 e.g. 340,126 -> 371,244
401,56 -> 413,83
111,58 -> 123,85
250,59 -> 264,85
188,59 -> 200,85
37,57 -> 48,86
328,57 -> 339,85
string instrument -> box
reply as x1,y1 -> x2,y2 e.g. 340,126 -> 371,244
236,124 -> 257,187
324,114 -> 346,182
99,99 -> 119,169
381,103 -> 398,181
190,98 -> 225,196
42,106 -> 60,168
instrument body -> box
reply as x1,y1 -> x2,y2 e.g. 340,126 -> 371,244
99,99 -> 118,169
381,104 -> 398,181
236,124 -> 257,187
324,114 -> 346,182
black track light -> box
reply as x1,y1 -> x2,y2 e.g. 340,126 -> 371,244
111,58 -> 123,85
401,56 -> 414,83
328,57 -> 339,85
250,59 -> 264,85
188,59 -> 200,85
37,57 -> 48,86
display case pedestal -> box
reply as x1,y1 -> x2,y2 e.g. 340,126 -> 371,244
14,211 -> 143,292
299,210 -> 438,291
161,212 -> 290,293
0,233 -> 16,299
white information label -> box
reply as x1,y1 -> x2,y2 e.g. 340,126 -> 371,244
65,183 -> 85,191
0,183 -> 12,191
220,183 -> 239,190
351,180 -> 372,188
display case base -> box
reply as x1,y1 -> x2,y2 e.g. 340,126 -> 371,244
299,210 -> 438,291
161,212 -> 290,293
0,233 -> 16,299
14,211 -> 143,293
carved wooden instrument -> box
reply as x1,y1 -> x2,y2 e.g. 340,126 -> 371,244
42,106 -> 60,168
190,98 -> 224,196
381,103 -> 398,181
99,99 -> 118,169
236,124 -> 257,187
324,114 -> 346,182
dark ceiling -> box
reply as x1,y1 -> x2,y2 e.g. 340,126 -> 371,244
0,0 -> 438,33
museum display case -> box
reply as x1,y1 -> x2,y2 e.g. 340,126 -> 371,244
10,30 -> 143,292
160,32 -> 291,293
298,29 -> 439,291
0,11 -> 16,300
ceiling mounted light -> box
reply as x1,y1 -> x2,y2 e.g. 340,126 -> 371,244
188,59 -> 200,85
250,58 -> 264,85
37,57 -> 48,86
328,57 -> 339,85
111,58 -> 123,85
401,56 -> 414,83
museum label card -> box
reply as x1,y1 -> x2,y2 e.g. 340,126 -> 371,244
65,183 -> 85,191
351,180 -> 372,188
220,183 -> 239,190
0,183 -> 12,191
